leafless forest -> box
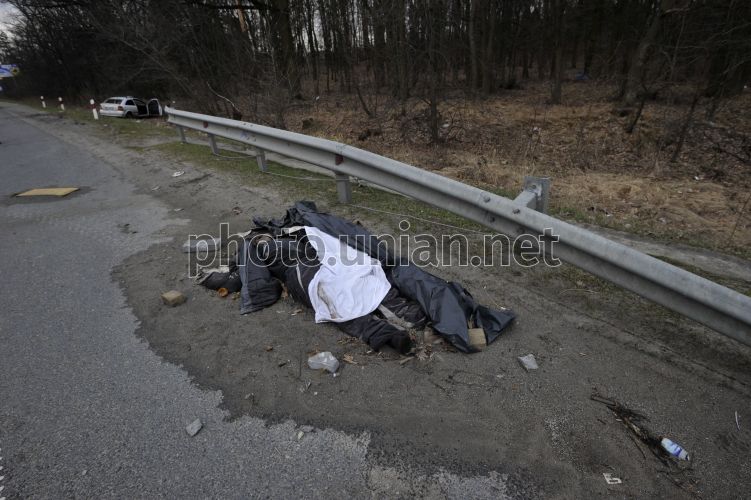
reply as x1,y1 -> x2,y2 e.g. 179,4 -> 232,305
1,0 -> 750,251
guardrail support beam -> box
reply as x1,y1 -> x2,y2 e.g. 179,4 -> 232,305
335,173 -> 352,203
176,125 -> 186,144
208,133 -> 219,155
256,148 -> 268,172
514,176 -> 551,214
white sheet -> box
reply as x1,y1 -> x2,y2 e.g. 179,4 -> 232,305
304,226 -> 391,323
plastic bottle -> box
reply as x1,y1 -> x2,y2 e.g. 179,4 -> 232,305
307,352 -> 339,373
660,438 -> 689,460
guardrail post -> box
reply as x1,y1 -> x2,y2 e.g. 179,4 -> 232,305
514,176 -> 551,213
335,173 -> 352,203
208,133 -> 219,155
256,148 -> 268,172
176,125 -> 187,143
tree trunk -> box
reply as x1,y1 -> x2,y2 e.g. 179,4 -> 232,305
550,0 -> 563,104
270,0 -> 300,96
468,0 -> 478,91
623,3 -> 670,106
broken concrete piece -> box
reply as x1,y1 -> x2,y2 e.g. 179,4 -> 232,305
182,237 -> 220,254
518,354 -> 538,371
161,290 -> 186,307
185,418 -> 203,437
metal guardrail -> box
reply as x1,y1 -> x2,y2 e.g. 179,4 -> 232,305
165,106 -> 751,347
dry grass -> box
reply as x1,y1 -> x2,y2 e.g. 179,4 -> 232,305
258,81 -> 751,255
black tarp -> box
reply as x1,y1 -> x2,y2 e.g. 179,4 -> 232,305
251,202 -> 516,353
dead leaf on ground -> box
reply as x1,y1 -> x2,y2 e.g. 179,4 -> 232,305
265,345 -> 274,352
343,354 -> 358,365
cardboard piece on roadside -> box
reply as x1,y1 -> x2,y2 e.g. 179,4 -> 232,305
16,187 -> 79,197
468,328 -> 487,350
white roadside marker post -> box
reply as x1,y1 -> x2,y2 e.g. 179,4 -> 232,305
90,98 -> 99,120
58,96 -> 64,111
40,95 -> 46,108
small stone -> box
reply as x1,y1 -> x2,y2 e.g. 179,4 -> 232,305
161,290 -> 186,307
297,431 -> 304,440
518,354 -> 539,371
185,418 -> 203,437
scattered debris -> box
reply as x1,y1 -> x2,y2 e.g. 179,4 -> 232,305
265,345 -> 274,352
661,438 -> 690,460
736,411 -> 741,431
182,237 -> 220,254
399,357 -> 413,365
172,170 -> 185,177
278,360 -> 289,368
307,352 -> 339,373
518,354 -> 538,371
591,392 -> 691,465
196,201 -> 515,354
342,354 -> 357,365
297,431 -> 304,440
151,185 -> 160,191
185,418 -> 203,437
217,287 -> 229,298
161,290 -> 186,307
232,206 -> 243,215
603,472 -> 622,485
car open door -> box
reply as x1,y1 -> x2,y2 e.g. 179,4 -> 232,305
147,99 -> 162,117
134,99 -> 148,116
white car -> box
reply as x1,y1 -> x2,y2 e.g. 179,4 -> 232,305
99,96 -> 162,118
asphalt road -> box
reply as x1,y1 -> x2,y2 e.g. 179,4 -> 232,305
0,106 -> 522,498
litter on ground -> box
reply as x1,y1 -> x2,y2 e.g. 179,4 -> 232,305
195,201 -> 516,355
518,354 -> 538,370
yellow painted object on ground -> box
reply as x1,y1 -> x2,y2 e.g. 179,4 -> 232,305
15,187 -> 79,197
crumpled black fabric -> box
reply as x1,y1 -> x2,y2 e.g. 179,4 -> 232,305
254,201 -> 516,353
257,231 -> 414,352
336,314 -> 412,354
236,237 -> 283,315
200,266 -> 242,293
253,201 -> 394,265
